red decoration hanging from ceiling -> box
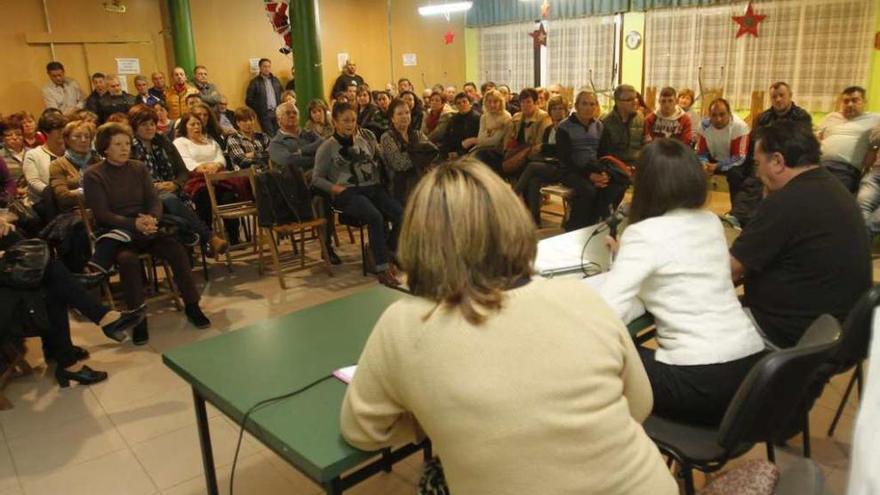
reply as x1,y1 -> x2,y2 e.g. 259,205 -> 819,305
732,2 -> 767,39
264,1 -> 292,54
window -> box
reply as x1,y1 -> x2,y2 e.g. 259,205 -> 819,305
477,22 -> 536,92
645,0 -> 875,113
548,16 -> 618,94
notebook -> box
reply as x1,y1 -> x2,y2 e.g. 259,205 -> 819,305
333,365 -> 357,384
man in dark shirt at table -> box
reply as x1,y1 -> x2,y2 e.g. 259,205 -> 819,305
730,120 -> 872,348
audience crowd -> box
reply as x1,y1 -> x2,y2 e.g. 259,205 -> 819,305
0,56 -> 877,493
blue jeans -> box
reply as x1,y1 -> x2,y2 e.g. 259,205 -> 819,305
857,168 -> 880,236
333,185 -> 402,272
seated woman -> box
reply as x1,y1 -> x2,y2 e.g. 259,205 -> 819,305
379,98 -> 438,205
47,119 -> 100,272
467,89 -> 511,170
599,139 -> 766,426
399,90 -> 425,136
0,118 -> 29,183
360,90 -> 390,139
22,111 -> 66,216
154,101 -> 174,139
189,102 -> 227,151
0,215 -> 143,387
0,158 -> 15,199
304,99 -> 334,139
173,112 -> 240,246
496,88 -> 552,178
514,94 -> 569,226
49,119 -> 100,212
12,112 -> 46,149
341,158 -> 677,495
84,123 -> 211,345
226,107 -> 270,170
313,102 -> 402,286
421,91 -> 454,143
128,104 -> 228,257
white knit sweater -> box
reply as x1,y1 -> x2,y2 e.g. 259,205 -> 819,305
600,208 -> 765,365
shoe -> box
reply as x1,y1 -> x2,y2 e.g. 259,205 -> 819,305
209,236 -> 229,260
101,309 -> 144,343
185,303 -> 211,329
376,269 -> 400,287
132,320 -> 149,346
56,365 -> 108,388
71,345 -> 90,362
72,271 -> 108,290
326,246 -> 342,265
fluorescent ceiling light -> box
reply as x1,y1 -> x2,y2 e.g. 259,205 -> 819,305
418,2 -> 473,16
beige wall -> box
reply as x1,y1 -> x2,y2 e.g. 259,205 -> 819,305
190,0 -> 294,108
317,0 -> 466,98
0,0 -> 465,115
0,0 -> 169,116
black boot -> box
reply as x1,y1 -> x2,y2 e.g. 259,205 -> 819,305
185,303 -> 211,329
56,365 -> 108,388
101,308 -> 145,343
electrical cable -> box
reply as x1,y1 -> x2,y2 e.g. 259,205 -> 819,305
229,374 -> 335,495
580,223 -> 608,278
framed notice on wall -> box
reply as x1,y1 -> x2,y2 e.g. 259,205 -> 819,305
402,53 -> 417,66
115,58 -> 140,75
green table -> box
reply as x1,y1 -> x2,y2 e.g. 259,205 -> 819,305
163,286 -> 427,495
163,285 -> 655,494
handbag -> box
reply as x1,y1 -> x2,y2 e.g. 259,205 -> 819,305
0,239 -> 50,289
501,144 -> 531,175
5,199 -> 39,225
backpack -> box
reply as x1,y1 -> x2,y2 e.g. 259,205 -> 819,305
254,165 -> 315,227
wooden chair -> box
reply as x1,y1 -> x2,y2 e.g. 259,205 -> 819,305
78,205 -> 182,311
249,166 -> 333,288
539,184 -> 572,224
204,169 -> 263,273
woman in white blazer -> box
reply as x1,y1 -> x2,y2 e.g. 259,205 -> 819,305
600,138 -> 766,426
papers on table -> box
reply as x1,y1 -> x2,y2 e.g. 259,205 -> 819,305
534,224 -> 612,278
333,365 -> 357,384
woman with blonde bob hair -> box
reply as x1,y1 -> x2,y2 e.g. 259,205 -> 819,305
341,158 -> 677,495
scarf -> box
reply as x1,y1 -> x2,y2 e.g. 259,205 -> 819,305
64,150 -> 92,170
132,137 -> 175,182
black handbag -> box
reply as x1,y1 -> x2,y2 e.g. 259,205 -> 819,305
0,239 -> 50,289
6,199 -> 39,225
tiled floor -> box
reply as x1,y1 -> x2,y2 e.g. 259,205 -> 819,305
0,191 -> 868,494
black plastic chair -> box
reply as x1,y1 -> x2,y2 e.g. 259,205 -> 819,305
643,314 -> 841,495
822,285 -> 880,437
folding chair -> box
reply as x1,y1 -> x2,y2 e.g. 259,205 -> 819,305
204,169 -> 262,273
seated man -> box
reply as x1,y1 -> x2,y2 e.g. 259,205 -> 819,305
644,87 -> 692,144
267,101 -> 339,264
730,120 -> 872,348
556,90 -> 606,231
592,84 -> 644,221
817,86 -> 880,193
441,92 -> 481,159
856,123 -> 880,237
727,82 -> 813,228
696,98 -> 750,209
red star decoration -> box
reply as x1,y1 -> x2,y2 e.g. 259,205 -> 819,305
443,30 -> 455,45
732,2 -> 766,39
540,0 -> 550,18
529,23 -> 547,49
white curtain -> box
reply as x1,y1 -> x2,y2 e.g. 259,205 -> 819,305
477,22 -> 536,91
645,0 -> 875,113
547,16 -> 618,94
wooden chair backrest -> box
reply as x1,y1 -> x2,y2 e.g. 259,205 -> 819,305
644,86 -> 657,114
701,89 -> 725,117
203,168 -> 257,213
746,90 -> 765,127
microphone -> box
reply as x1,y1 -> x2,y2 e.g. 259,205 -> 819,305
604,202 -> 630,239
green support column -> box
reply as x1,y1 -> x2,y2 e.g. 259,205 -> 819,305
168,0 -> 197,74
291,0 -> 324,123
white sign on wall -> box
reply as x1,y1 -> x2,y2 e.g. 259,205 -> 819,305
337,53 -> 350,70
402,53 -> 418,66
115,58 -> 140,75
249,58 -> 262,75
